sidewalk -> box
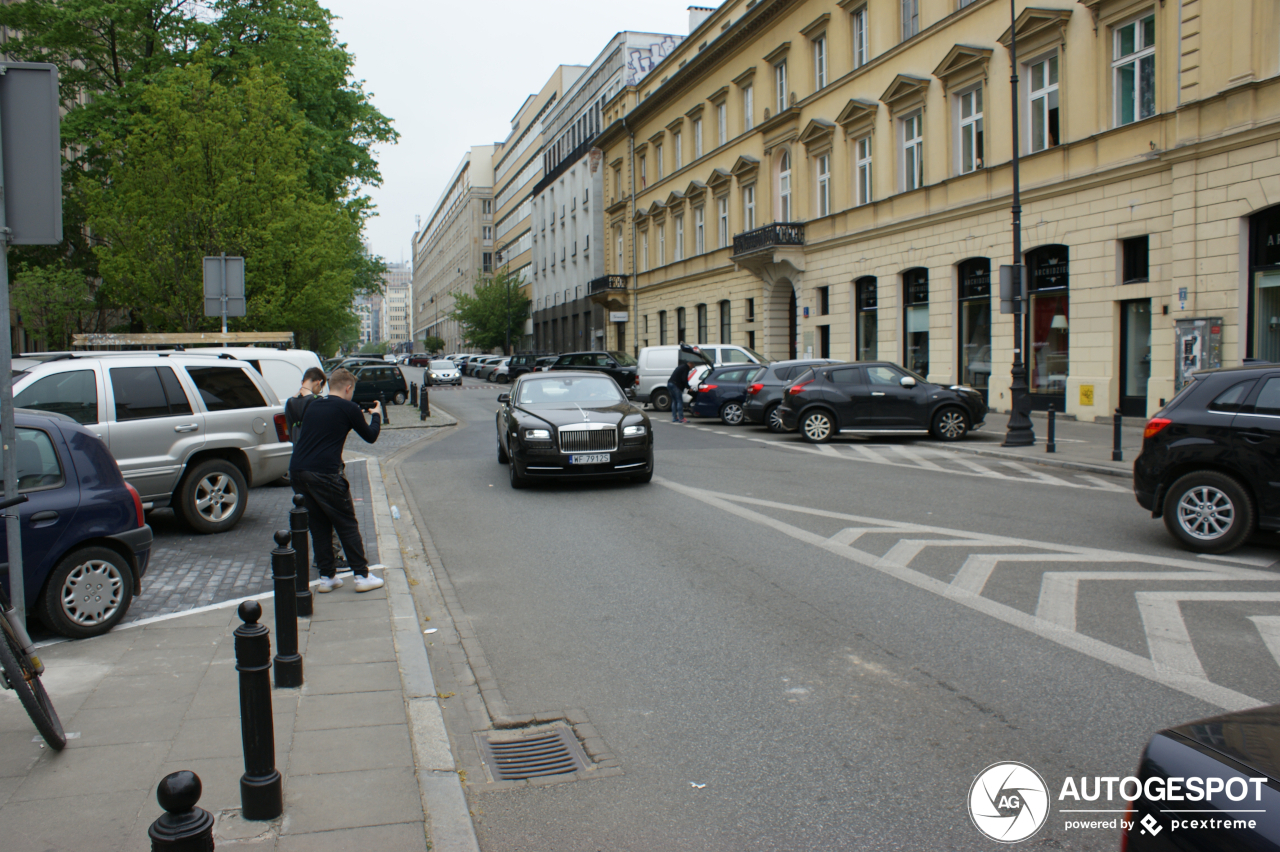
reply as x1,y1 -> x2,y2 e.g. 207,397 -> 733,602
0,455 -> 476,851
956,409 -> 1146,479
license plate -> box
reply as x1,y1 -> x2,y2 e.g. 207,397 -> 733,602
569,454 -> 611,465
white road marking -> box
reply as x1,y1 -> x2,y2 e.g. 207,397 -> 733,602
1037,571 -> 1247,632
1075,474 -> 1131,493
1001,460 -> 1070,486
1198,552 -> 1279,568
881,538 -> 980,568
1248,616 -> 1280,670
886,444 -> 947,471
657,478 -> 1267,711
950,553 -> 1104,597
1137,592 -> 1280,679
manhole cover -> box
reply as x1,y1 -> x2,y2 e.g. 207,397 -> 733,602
476,723 -> 590,781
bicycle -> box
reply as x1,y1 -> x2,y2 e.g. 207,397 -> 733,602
0,494 -> 65,750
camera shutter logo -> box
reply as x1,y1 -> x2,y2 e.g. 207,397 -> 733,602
969,762 -> 1050,843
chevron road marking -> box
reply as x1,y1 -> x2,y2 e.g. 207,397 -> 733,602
1001,460 -> 1072,486
1037,571 -> 1250,632
657,477 -> 1269,711
949,554 -> 1115,597
1198,552 -> 1279,568
1075,474 -> 1131,493
886,444 -> 948,471
1137,592 -> 1280,679
1248,617 -> 1280,670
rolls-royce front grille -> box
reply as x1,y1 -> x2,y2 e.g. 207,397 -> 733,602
558,426 -> 618,453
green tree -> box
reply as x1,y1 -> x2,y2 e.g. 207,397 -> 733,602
358,340 -> 389,355
10,263 -> 95,350
450,270 -> 531,353
81,58 -> 365,353
422,336 -> 445,354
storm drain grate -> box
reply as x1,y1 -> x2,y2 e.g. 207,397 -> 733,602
476,724 -> 590,781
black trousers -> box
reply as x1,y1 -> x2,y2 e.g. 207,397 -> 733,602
292,470 -> 369,578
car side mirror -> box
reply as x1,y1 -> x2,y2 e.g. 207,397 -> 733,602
497,393 -> 511,404
900,376 -> 916,388
606,360 -> 618,368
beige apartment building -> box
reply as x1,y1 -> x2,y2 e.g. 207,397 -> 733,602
597,0 -> 1280,420
412,146 -> 494,354
381,261 -> 412,351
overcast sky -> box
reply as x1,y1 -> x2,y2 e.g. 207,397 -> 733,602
321,1 -> 698,266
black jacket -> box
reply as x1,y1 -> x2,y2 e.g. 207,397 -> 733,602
668,364 -> 691,390
289,396 -> 380,474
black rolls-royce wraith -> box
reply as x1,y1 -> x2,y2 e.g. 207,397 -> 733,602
496,372 -> 654,489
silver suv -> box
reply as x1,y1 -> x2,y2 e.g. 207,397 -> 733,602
12,353 -> 291,534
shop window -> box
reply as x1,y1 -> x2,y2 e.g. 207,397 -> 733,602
1122,235 -> 1149,283
903,268 -> 929,375
957,258 -> 991,400
1249,206 -> 1280,361
1026,245 -> 1070,403
855,277 -> 877,361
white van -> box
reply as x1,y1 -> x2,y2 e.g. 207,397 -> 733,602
182,348 -> 324,402
636,344 -> 770,411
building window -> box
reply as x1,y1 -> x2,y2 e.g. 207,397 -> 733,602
615,225 -> 623,272
779,151 -> 792,221
813,34 -> 827,90
695,206 -> 706,254
855,277 -> 877,361
903,268 -> 929,376
694,118 -> 704,158
743,85 -> 754,131
1029,54 -> 1060,152
818,285 -> 829,315
483,225 -> 493,241
675,214 -> 685,260
1026,244 -> 1070,404
659,310 -> 668,345
674,131 -> 683,169
902,112 -> 923,191
958,258 -> 991,400
901,0 -> 919,41
1114,13 -> 1156,127
677,307 -> 687,343
816,153 -> 831,217
717,195 -> 729,247
640,230 -> 649,272
638,154 -> 647,189
958,86 -> 984,174
697,304 -> 708,344
483,252 -> 493,273
1122,235 -> 1150,283
717,102 -> 727,146
855,135 -> 873,206
851,6 -> 868,68
655,144 -> 664,178
658,223 -> 666,265
482,199 -> 493,215
775,61 -> 788,113
743,185 -> 756,230
720,300 -> 732,343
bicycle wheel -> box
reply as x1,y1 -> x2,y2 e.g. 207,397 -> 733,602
0,624 -> 65,750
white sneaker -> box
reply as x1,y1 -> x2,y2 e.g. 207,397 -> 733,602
316,576 -> 344,593
353,574 -> 384,593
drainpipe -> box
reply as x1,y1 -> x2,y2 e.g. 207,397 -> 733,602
624,114 -> 637,356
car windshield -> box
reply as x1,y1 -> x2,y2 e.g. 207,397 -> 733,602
607,351 -> 638,367
742,347 -> 770,364
517,377 -> 624,405
429,361 -> 454,369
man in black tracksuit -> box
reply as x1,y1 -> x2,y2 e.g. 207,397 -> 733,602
290,367 -> 383,593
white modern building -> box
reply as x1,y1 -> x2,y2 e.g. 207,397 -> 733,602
381,261 -> 411,351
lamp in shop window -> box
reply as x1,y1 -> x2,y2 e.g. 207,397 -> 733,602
1270,316 -> 1280,331
1050,314 -> 1068,331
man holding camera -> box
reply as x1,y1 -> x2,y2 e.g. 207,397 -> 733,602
289,368 -> 384,593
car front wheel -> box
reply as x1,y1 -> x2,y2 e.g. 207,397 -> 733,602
719,402 -> 744,425
800,410 -> 834,443
931,407 -> 969,441
1163,471 -> 1255,553
40,546 -> 134,638
178,459 -> 247,534
509,459 -> 526,489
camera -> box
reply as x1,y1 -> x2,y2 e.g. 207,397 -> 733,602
358,400 -> 379,411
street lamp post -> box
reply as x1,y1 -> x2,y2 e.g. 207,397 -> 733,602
1003,0 -> 1035,447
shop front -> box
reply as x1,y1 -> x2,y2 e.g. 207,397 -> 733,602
855,276 -> 878,361
903,268 -> 929,376
1249,206 -> 1280,362
1026,245 -> 1069,411
957,258 -> 991,402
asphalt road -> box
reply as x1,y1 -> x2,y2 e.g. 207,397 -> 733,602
396,380 -> 1280,851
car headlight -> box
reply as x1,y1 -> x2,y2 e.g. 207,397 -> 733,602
525,429 -> 551,440
623,425 -> 647,437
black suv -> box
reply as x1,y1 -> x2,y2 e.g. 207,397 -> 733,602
548,351 -> 639,398
507,354 -> 539,382
743,359 -> 842,432
1135,363 -> 1280,553
779,361 -> 987,442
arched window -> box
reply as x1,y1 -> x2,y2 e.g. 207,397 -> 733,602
779,150 -> 792,221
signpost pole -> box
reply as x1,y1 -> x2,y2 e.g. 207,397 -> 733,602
0,90 -> 23,625
221,252 -> 228,335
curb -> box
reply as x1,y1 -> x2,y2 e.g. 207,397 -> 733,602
365,452 -> 481,852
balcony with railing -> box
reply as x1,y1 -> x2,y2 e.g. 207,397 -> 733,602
588,275 -> 629,295
731,222 -> 806,258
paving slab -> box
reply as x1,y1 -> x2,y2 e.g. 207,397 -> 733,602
0,790 -> 142,852
302,660 -> 402,695
294,690 -> 407,732
303,633 -> 397,666
63,700 -> 187,748
276,820 -> 430,851
289,722 -> 413,776
7,740 -> 169,802
281,766 -> 424,833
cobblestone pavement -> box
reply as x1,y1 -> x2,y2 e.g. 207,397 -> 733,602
126,459 -> 379,623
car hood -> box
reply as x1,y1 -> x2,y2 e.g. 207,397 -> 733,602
1167,704 -> 1280,781
514,402 -> 639,428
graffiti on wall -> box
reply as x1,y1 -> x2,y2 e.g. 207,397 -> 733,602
625,36 -> 684,87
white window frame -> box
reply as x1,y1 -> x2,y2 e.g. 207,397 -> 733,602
901,0 -> 919,41
779,150 -> 792,221
675,214 -> 685,260
694,118 -> 704,159
615,225 -> 624,272
674,131 -> 684,169
816,153 -> 831,217
640,229 -> 649,272
851,6 -> 868,69
775,61 -> 788,113
813,34 -> 827,90
655,143 -> 664,178
717,195 -> 729,247
902,111 -> 923,191
695,206 -> 706,254
658,222 -> 666,265
743,85 -> 754,131
638,153 -> 647,189
1028,52 -> 1060,153
855,135 -> 873,206
957,85 -> 984,175
743,185 -> 756,230
717,102 -> 727,146
1113,12 -> 1156,127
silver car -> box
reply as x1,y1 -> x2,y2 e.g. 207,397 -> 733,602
12,353 -> 291,534
424,360 -> 461,386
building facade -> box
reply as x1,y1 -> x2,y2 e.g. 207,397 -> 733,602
381,261 -> 411,351
596,0 -> 1280,421
412,147 -> 495,354
531,30 -> 684,355
354,291 -> 382,347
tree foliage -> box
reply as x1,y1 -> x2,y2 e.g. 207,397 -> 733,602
450,271 -> 531,353
422,336 -> 445,354
11,263 -> 95,350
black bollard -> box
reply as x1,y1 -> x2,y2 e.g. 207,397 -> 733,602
271,531 -> 303,688
420,385 -> 430,421
410,381 -> 418,407
290,495 -> 313,618
235,601 -> 283,820
380,392 -> 391,425
1046,403 -> 1057,454
148,770 -> 215,851
1113,408 -> 1124,462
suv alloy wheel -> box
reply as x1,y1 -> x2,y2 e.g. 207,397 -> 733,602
800,410 -> 834,443
719,402 -> 744,425
179,459 -> 248,534
1162,471 -> 1255,553
931,407 -> 969,441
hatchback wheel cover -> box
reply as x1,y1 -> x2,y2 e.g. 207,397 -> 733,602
803,413 -> 832,441
768,407 -> 784,430
722,403 -> 743,424
196,473 -> 240,522
1177,486 -> 1235,540
937,410 -> 966,439
61,560 -> 124,625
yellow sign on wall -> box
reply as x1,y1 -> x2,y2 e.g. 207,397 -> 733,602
1080,385 -> 1095,406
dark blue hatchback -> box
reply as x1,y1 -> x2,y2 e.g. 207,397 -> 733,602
0,410 -> 152,638
690,364 -> 767,425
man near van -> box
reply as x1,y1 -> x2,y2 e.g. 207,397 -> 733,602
290,368 -> 384,593
667,359 -> 691,423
